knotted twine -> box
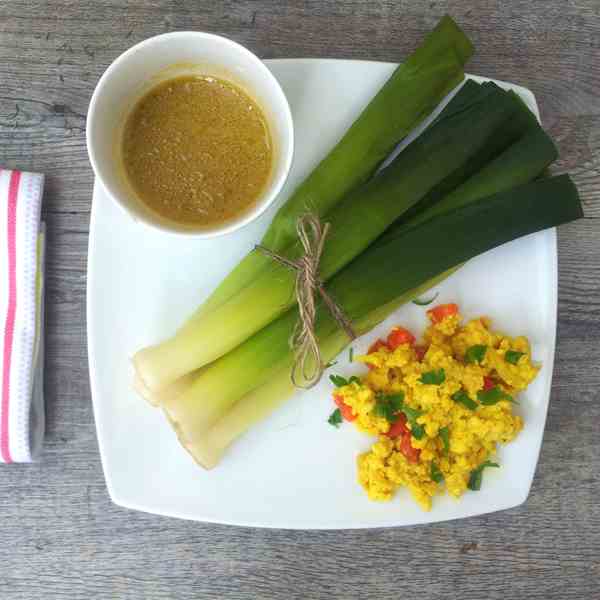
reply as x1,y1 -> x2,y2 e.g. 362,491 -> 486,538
255,214 -> 357,389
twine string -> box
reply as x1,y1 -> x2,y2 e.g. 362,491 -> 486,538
255,214 -> 356,389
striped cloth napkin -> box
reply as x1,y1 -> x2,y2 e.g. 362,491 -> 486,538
0,169 -> 45,463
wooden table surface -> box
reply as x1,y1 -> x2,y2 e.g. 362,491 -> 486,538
1,1 -> 599,598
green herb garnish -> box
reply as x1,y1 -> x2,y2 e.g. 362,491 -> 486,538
376,405 -> 397,422
401,405 -> 423,421
324,360 -> 338,369
373,392 -> 404,423
401,405 -> 425,439
420,368 -> 446,385
330,374 -> 360,388
328,408 -> 343,428
412,292 -> 439,306
373,393 -> 425,438
477,386 -> 516,405
387,394 -> 405,411
465,344 -> 487,364
373,401 -> 396,423
451,390 -> 478,410
410,423 -> 425,440
439,426 -> 450,453
329,374 -> 348,387
348,347 -> 354,362
505,350 -> 525,365
468,460 -> 500,491
430,462 -> 444,483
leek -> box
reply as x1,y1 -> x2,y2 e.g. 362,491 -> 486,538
133,371 -> 200,407
260,15 -> 473,252
164,175 -> 582,455
198,15 -> 473,317
385,124 -> 558,239
135,81 -> 534,390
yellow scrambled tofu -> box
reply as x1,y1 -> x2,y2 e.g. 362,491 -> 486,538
331,304 -> 540,511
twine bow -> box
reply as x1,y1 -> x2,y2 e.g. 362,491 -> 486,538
255,214 -> 356,389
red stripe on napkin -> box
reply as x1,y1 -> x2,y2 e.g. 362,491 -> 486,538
1,170 -> 21,463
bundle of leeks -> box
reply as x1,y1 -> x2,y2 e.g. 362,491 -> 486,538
131,15 -> 583,468
134,14 -> 475,394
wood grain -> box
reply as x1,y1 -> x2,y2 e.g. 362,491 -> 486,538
0,2 -> 599,598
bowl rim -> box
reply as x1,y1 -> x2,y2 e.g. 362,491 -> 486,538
86,30 -> 294,238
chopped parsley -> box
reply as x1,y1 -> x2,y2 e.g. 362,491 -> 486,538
410,423 -> 425,440
324,360 -> 338,369
465,344 -> 487,364
373,401 -> 397,422
387,394 -> 405,411
505,350 -> 525,365
329,374 -> 361,388
372,393 -> 425,438
401,405 -> 423,422
348,347 -> 354,362
420,368 -> 446,385
401,405 -> 425,439
451,390 -> 478,410
329,374 -> 347,387
439,426 -> 450,453
430,462 -> 444,483
477,386 -> 516,405
468,461 -> 500,491
327,408 -> 343,428
373,392 -> 405,423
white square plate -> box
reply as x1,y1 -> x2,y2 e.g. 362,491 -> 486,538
87,59 -> 556,528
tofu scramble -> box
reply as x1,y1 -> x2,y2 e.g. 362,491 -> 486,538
329,303 -> 540,511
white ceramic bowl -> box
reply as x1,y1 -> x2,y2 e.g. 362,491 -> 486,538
86,32 -> 294,237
